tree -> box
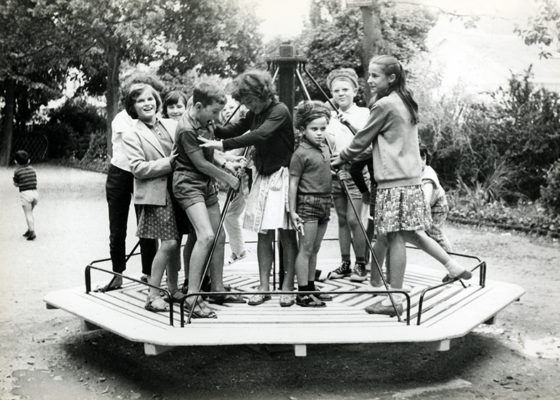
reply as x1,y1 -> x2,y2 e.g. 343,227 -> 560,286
515,0 -> 560,58
297,0 -> 436,104
159,0 -> 263,78
0,0 -> 67,166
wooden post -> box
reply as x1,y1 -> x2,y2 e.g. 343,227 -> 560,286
269,42 -> 306,289
348,0 -> 383,103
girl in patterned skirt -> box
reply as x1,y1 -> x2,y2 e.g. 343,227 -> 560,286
332,55 -> 471,316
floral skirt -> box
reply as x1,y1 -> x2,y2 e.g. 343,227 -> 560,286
375,185 -> 431,235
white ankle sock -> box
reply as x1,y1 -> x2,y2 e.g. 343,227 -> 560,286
445,259 -> 465,278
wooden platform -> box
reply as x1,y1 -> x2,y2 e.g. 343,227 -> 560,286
44,257 -> 524,356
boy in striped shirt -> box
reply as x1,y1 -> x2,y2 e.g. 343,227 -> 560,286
13,150 -> 38,240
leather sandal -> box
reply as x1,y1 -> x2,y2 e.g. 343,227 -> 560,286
95,276 -> 122,293
247,294 -> 271,306
183,299 -> 217,319
145,296 -> 170,312
208,293 -> 246,305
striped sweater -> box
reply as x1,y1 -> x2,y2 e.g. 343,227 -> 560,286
13,166 -> 37,192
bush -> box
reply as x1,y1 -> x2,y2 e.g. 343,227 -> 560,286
540,159 -> 560,216
41,97 -> 106,159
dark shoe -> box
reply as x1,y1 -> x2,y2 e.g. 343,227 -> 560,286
350,262 -> 368,282
329,261 -> 352,279
296,294 -> 325,307
140,274 -> 149,283
26,231 -> 36,241
209,293 -> 246,305
365,302 -> 403,317
94,276 -> 122,292
23,230 -> 31,237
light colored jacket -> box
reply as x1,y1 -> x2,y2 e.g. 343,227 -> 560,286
340,92 -> 422,189
123,118 -> 178,206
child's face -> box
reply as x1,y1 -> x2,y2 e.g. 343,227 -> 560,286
303,116 -> 329,147
221,98 -> 239,123
196,101 -> 224,128
166,99 -> 187,121
134,88 -> 158,122
241,95 -> 268,115
368,63 -> 394,96
330,79 -> 357,111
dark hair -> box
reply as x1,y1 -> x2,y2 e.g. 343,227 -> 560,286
370,55 -> 418,124
15,150 -> 30,164
162,90 -> 189,117
419,144 -> 431,164
124,84 -> 162,120
231,70 -> 275,102
295,100 -> 331,130
192,82 -> 227,107
120,72 -> 165,99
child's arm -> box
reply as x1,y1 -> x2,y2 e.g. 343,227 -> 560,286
188,149 -> 239,190
13,172 -> 19,187
422,180 -> 434,208
214,116 -> 251,139
288,174 -> 303,232
339,101 -> 389,162
123,130 -> 173,179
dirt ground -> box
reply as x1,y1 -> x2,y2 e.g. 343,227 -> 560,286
0,164 -> 559,400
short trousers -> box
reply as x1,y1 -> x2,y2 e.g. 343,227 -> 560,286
332,177 -> 362,200
20,190 -> 39,207
296,194 -> 332,224
172,172 -> 219,210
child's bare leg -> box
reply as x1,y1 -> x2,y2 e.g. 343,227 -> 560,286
333,196 -> 352,262
257,231 -> 274,291
185,203 -> 215,303
278,228 -> 297,291
346,197 -> 366,263
370,235 -> 388,286
148,239 -> 177,298
308,221 -> 328,282
295,221 -> 319,286
207,202 -> 227,291
182,232 -> 196,287
402,230 -> 470,279
22,204 -> 35,232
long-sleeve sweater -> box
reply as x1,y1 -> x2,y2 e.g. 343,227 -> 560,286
214,100 -> 294,176
339,92 -> 422,189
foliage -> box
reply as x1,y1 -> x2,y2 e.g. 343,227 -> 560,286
41,98 -> 106,159
540,159 -> 560,216
298,0 -> 437,104
515,0 -> 560,58
158,0 -> 263,78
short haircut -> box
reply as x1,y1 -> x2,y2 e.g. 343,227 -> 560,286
162,90 -> 189,117
124,83 -> 162,119
15,150 -> 30,164
192,82 -> 227,107
231,70 -> 275,102
294,100 -> 331,131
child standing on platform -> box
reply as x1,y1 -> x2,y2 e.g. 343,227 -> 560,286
13,150 -> 39,241
332,55 -> 471,316
289,101 -> 334,307
172,82 -> 243,318
199,70 -> 297,307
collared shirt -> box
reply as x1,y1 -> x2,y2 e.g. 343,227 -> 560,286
289,137 -> 332,194
144,119 -> 173,156
173,112 -> 215,181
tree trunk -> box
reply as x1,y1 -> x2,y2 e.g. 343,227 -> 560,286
360,2 -> 383,103
105,42 -> 121,158
0,79 -> 16,166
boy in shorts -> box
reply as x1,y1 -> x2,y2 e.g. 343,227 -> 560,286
172,82 -> 244,317
288,101 -> 334,307
13,150 -> 39,241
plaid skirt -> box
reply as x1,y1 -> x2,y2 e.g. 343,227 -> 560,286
375,185 -> 431,235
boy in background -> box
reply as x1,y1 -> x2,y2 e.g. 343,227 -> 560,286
13,150 -> 39,241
